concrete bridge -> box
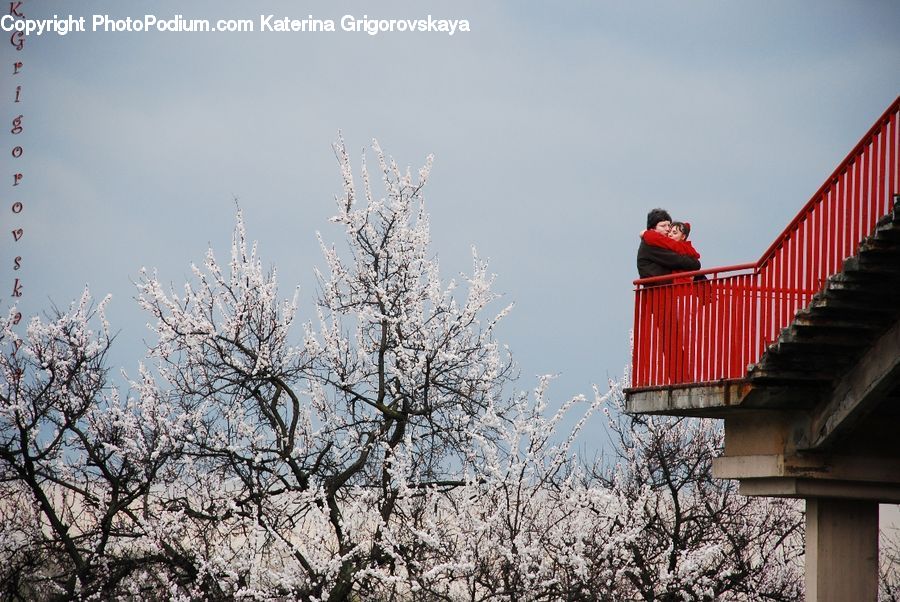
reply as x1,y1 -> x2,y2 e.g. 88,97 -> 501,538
626,96 -> 900,601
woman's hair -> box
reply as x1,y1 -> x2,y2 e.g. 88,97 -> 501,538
672,221 -> 691,239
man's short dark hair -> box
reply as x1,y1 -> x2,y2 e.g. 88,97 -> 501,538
647,208 -> 672,230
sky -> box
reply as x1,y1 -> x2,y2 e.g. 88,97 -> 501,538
3,0 -> 900,456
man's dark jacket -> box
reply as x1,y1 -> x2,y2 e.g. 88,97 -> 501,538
637,241 -> 701,279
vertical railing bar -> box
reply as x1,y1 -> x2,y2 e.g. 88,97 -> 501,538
877,125 -> 886,217
768,259 -> 775,349
861,145 -> 870,241
868,133 -> 878,226
777,250 -> 785,342
847,162 -> 855,262
867,141 -> 875,230
697,278 -> 703,382
803,213 -> 816,300
848,156 -> 858,272
686,281 -> 695,384
840,170 -> 850,272
709,278 -> 718,380
742,277 -> 748,377
884,118 -> 892,212
733,276 -> 743,378
820,186 -> 828,289
784,230 -> 799,330
631,287 -> 644,387
784,230 -> 800,322
703,280 -> 711,382
690,280 -> 698,383
868,129 -> 884,223
777,246 -> 785,336
685,280 -> 691,383
645,290 -> 652,386
708,278 -> 714,382
823,180 -> 829,279
734,276 -> 740,379
805,210 -> 814,307
713,278 -> 731,378
650,286 -> 659,386
817,197 -> 824,294
889,111 -> 898,210
729,276 -> 735,378
785,229 -> 794,333
748,272 -> 757,369
670,283 -> 679,384
681,280 -> 689,383
761,262 -> 770,350
732,275 -> 740,378
869,133 -> 878,226
810,201 -> 818,293
640,289 -> 648,387
659,285 -> 666,386
890,111 -> 895,204
831,186 -> 842,274
677,282 -> 683,384
807,203 -> 814,293
770,254 -> 778,342
825,188 -> 833,277
793,225 -> 801,321
674,282 -> 683,384
647,287 -> 654,386
809,203 -> 818,295
740,275 -> 747,375
659,285 -> 667,386
696,279 -> 703,383
721,278 -> 729,379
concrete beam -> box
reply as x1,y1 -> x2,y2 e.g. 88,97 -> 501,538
798,315 -> 900,450
737,477 -> 900,503
713,454 -> 900,483
624,380 -> 751,416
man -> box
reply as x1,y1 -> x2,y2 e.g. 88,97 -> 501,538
637,208 -> 701,279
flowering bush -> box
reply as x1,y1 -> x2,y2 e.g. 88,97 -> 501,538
1,141 -> 807,601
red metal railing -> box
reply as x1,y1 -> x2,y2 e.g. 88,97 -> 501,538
631,96 -> 900,389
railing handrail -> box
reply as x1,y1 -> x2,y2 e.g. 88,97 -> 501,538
755,95 -> 900,270
633,262 -> 756,286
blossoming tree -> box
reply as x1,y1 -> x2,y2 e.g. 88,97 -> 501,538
129,139 -> 520,600
0,141 -> 824,601
0,292 -> 187,599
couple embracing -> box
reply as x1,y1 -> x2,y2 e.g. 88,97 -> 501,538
636,208 -> 701,279
635,208 -> 705,383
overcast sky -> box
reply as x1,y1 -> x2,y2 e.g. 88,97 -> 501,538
5,0 -> 900,453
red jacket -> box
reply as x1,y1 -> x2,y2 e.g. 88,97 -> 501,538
641,230 -> 700,260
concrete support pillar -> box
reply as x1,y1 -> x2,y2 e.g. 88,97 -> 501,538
805,498 -> 878,602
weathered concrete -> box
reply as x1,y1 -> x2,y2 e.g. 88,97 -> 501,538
739,478 -> 900,502
798,316 -> 900,450
722,411 -> 799,456
713,454 -> 900,483
714,453 -> 900,503
805,499 -> 878,602
624,380 -> 752,416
